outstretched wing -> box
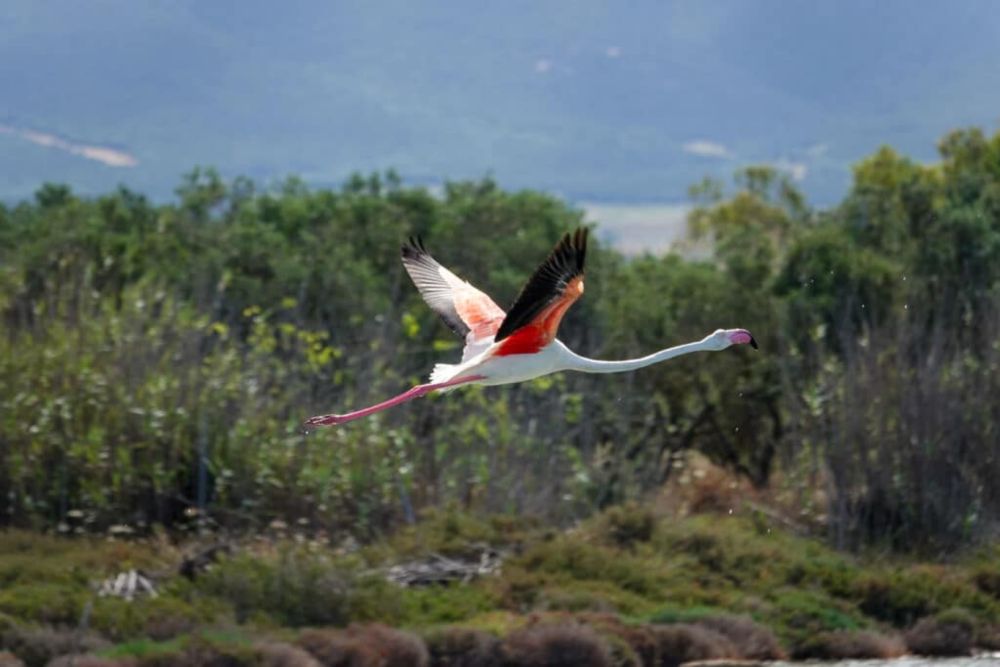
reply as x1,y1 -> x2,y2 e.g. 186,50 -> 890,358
494,228 -> 588,343
401,237 -> 506,359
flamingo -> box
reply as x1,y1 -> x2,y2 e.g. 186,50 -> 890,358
306,228 -> 757,426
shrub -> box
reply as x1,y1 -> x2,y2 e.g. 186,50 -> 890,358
595,503 -> 655,549
976,624 -> 1000,651
501,624 -> 613,667
792,630 -> 905,660
254,641 -> 323,667
107,632 -> 277,667
905,609 -> 976,656
296,628 -> 377,666
853,567 -> 999,628
766,588 -> 864,648
90,596 -> 231,642
650,623 -> 736,667
345,624 -> 428,667
574,614 -> 657,666
972,566 -> 1000,599
423,626 -> 501,667
645,606 -> 718,625
399,585 -> 497,626
45,657 -> 134,667
0,585 -> 88,626
514,539 -> 665,599
297,625 -> 427,667
0,625 -> 109,667
535,588 -> 617,614
694,614 -> 785,660
198,551 -> 399,628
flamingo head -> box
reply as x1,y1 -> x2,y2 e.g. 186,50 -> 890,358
706,328 -> 758,351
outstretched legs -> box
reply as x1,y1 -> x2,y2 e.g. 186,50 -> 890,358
305,375 -> 485,427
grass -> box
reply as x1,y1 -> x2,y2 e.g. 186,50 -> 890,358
2,504 -> 1000,664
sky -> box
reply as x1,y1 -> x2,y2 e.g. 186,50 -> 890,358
3,1 -> 1000,251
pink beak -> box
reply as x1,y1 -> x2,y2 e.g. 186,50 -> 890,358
729,329 -> 758,349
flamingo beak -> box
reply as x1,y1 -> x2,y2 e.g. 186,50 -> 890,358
729,329 -> 758,350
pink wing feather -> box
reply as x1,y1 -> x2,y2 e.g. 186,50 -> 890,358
401,238 -> 506,361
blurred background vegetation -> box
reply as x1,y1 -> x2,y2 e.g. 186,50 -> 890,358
2,126 -> 999,553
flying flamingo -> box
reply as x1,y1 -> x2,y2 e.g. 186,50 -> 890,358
306,228 -> 756,426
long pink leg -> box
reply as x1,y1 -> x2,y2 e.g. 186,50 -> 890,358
305,375 -> 485,427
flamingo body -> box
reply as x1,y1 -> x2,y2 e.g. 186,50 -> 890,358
306,228 -> 756,427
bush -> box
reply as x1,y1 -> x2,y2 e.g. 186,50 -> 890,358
594,504 -> 655,549
972,566 -> 1000,599
766,588 -> 865,648
905,609 -> 976,656
198,550 -> 399,628
90,596 -> 232,642
297,625 -> 427,667
574,614 -> 657,666
296,628 -> 378,666
254,641 -> 323,667
650,623 -> 736,667
399,585 -> 497,626
137,638 -> 256,667
501,624 -> 613,667
347,625 -> 428,667
694,614 -> 785,660
791,630 -> 904,660
0,585 -> 88,627
0,625 -> 109,667
423,626 -> 500,666
514,539 -> 665,600
45,657 -> 133,667
976,624 -> 1000,651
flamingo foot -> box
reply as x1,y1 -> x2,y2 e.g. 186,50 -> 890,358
304,413 -> 346,427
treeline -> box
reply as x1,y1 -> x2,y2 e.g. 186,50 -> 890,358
2,128 -> 999,550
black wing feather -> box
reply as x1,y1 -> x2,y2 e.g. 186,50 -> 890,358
494,228 -> 588,341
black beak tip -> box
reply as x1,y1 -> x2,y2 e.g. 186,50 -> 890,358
749,336 -> 759,350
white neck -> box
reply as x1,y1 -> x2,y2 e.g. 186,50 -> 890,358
558,338 -> 716,374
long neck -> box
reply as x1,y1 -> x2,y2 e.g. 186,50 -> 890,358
560,339 -> 714,374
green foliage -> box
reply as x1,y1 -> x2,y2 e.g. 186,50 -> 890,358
3,126 -> 1000,552
0,583 -> 88,626
89,595 -> 232,642
2,511 -> 1000,661
399,585 -> 497,626
593,502 -> 656,549
853,567 -> 1000,627
194,547 -> 399,627
765,588 -> 866,648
